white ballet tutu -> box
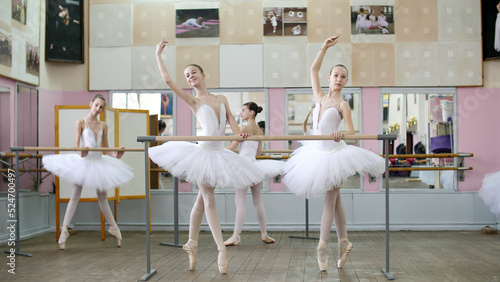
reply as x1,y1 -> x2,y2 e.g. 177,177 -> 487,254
149,141 -> 265,189
283,141 -> 385,198
42,153 -> 134,191
254,159 -> 284,178
478,171 -> 500,216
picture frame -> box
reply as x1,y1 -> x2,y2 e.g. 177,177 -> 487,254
160,93 -> 173,118
175,9 -> 219,38
482,0 -> 500,60
45,0 -> 83,63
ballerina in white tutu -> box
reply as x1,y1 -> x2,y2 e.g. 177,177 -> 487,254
42,94 -> 133,250
283,35 -> 385,271
223,102 -> 283,246
151,39 -> 265,274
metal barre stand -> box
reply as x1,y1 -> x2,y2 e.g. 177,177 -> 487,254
139,138 -> 157,281
288,199 -> 319,240
4,149 -> 33,257
159,177 -> 183,248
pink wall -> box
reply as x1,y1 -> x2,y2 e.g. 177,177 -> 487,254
456,87 -> 500,192
268,88 -> 286,192
362,88 -> 383,192
175,89 -> 194,192
0,76 -> 15,152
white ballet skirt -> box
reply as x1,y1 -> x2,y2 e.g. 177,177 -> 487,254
42,124 -> 134,191
378,15 -> 388,28
478,171 -> 500,216
283,103 -> 385,198
149,102 -> 265,189
239,140 -> 284,179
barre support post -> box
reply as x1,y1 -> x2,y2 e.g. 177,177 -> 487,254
140,141 -> 156,281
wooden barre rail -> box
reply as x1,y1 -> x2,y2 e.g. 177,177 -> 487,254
138,134 -> 396,142
9,147 -> 144,152
0,152 -> 44,158
386,153 -> 473,158
0,169 -> 47,172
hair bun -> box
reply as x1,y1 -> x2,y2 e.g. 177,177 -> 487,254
257,106 -> 263,113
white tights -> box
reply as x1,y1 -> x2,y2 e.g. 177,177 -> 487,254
233,183 -> 268,235
187,184 -> 225,250
319,187 -> 347,243
61,185 -> 117,230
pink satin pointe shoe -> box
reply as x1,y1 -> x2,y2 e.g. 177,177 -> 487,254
58,228 -> 70,250
224,234 -> 241,246
218,248 -> 228,274
108,226 -> 122,247
337,239 -> 353,269
316,240 -> 328,271
261,234 -> 276,244
183,240 -> 198,271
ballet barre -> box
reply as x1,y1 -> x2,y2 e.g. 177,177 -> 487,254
137,134 -> 397,280
10,146 -> 144,152
147,134 -> 383,142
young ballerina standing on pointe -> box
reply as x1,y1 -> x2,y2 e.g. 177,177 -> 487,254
283,35 -> 385,271
150,39 -> 265,274
42,94 -> 134,250
224,102 -> 283,246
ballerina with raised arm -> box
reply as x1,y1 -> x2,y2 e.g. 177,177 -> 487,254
283,35 -> 385,271
149,39 -> 265,274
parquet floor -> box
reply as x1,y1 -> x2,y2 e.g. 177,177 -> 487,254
2,230 -> 500,281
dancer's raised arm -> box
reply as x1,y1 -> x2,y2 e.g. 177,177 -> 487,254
155,39 -> 198,111
311,35 -> 339,103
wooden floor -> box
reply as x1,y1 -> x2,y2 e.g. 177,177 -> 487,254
2,230 -> 500,281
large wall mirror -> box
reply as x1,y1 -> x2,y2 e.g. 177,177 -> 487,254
380,88 -> 457,190
111,91 -> 176,190
286,88 -> 362,189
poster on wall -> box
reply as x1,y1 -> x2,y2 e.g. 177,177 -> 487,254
263,7 -> 307,36
482,0 -> 500,60
176,9 -> 219,38
283,7 -> 307,36
26,41 -> 39,76
351,5 -> 394,35
45,0 -> 83,63
160,93 -> 173,117
0,31 -> 12,68
12,0 -> 27,25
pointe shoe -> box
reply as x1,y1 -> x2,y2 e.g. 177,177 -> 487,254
108,226 -> 122,247
224,234 -> 241,246
261,234 -> 276,244
337,240 -> 353,269
58,228 -> 70,250
218,248 -> 228,274
316,240 -> 328,272
183,240 -> 198,271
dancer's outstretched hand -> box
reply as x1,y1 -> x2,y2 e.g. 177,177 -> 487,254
323,35 -> 340,49
156,39 -> 168,56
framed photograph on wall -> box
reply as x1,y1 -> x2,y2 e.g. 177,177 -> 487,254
160,93 -> 173,118
45,0 -> 83,63
482,0 -> 500,60
175,9 -> 219,38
